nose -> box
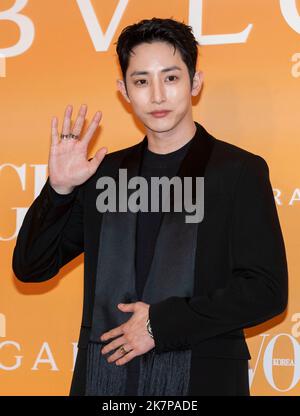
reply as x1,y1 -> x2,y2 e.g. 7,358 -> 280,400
151,79 -> 166,104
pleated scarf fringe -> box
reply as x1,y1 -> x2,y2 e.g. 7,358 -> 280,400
85,341 -> 191,396
85,341 -> 127,396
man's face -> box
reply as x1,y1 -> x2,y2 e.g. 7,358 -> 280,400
117,41 -> 202,133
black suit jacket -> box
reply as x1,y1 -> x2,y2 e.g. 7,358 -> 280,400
12,122 -> 288,396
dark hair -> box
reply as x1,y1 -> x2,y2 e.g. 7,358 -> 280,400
115,17 -> 199,91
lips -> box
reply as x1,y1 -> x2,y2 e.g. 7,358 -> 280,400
150,110 -> 171,118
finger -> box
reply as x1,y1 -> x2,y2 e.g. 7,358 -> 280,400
107,344 -> 133,363
62,104 -> 73,136
101,336 -> 127,355
118,302 -> 136,311
81,111 -> 102,146
115,349 -> 137,366
51,116 -> 59,145
71,104 -> 88,138
88,147 -> 108,175
100,322 -> 123,342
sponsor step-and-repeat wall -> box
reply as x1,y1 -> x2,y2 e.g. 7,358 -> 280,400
1,0 -> 300,395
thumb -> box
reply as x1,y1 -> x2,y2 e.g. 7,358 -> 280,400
118,303 -> 135,312
88,147 -> 108,174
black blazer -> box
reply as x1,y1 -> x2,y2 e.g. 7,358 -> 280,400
12,122 -> 288,396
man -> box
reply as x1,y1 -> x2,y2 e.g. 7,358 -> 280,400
12,17 -> 288,396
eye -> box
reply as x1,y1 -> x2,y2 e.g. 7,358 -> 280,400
166,75 -> 178,82
134,79 -> 147,85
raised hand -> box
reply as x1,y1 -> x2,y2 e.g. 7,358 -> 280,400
49,104 -> 108,194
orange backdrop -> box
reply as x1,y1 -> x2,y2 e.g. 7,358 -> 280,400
0,0 -> 299,396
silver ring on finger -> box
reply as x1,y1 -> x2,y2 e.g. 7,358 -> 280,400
60,134 -> 70,140
68,133 -> 79,140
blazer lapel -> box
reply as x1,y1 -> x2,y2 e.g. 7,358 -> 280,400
89,135 -> 147,340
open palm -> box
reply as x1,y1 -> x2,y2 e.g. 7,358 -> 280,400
49,104 -> 107,194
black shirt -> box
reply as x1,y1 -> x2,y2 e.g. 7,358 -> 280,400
125,136 -> 194,395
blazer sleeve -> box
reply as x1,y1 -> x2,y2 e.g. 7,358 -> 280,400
12,177 -> 84,282
149,155 -> 288,353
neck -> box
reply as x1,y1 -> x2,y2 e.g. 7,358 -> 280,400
145,114 -> 196,154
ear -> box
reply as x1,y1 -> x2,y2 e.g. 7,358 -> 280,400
191,70 -> 204,97
117,79 -> 131,103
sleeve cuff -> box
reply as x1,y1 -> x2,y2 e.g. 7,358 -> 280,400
46,178 -> 78,206
149,297 -> 194,353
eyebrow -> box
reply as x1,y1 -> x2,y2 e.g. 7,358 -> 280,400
129,65 -> 182,77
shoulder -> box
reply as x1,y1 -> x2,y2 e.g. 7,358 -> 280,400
89,140 -> 142,176
84,140 -> 142,192
199,125 -> 271,200
101,141 -> 140,167
204,127 -> 269,178
104,141 -> 140,162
